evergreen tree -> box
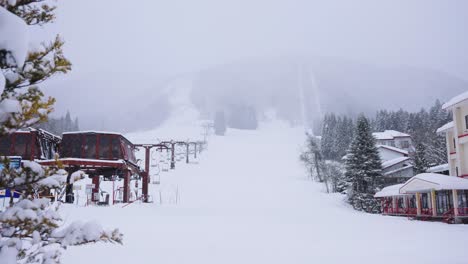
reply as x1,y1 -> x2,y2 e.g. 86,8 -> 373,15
0,2 -> 121,263
64,110 -> 72,132
413,142 -> 430,174
320,113 -> 337,160
335,116 -> 354,160
345,115 -> 383,213
214,110 -> 226,136
0,1 -> 71,135
73,117 -> 79,131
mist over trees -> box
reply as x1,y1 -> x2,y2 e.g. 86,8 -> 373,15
320,114 -> 354,161
214,111 -> 226,136
319,100 -> 450,167
371,100 -> 450,165
35,111 -> 80,135
227,104 -> 258,130
189,57 -> 465,135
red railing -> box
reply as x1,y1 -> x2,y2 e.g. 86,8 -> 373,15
383,207 -> 417,216
406,208 -> 418,215
421,208 -> 433,216
457,207 -> 468,216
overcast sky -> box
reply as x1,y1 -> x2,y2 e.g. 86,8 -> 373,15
36,0 -> 468,127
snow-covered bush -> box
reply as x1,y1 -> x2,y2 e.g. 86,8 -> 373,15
0,163 -> 122,264
0,2 -> 123,263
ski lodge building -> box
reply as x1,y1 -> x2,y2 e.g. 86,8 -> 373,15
375,91 -> 468,223
375,135 -> 415,185
373,130 -> 415,153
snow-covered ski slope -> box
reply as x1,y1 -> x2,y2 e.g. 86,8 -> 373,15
61,84 -> 468,264
60,120 -> 468,264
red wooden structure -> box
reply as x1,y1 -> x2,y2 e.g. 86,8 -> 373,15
38,131 -> 143,204
0,128 -> 61,160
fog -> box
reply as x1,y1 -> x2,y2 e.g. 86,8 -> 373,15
38,0 -> 468,132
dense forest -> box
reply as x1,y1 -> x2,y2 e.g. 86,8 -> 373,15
319,100 -> 450,166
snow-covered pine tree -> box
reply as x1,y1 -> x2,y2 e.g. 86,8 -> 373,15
320,113 -> 338,160
413,142 -> 430,174
344,115 -> 383,213
214,110 -> 226,136
0,2 -> 122,263
0,1 -> 71,135
73,117 -> 79,131
335,116 -> 354,160
64,111 -> 72,132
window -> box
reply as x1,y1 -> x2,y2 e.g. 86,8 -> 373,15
436,191 -> 453,215
397,197 -> 405,208
83,134 -> 97,159
99,135 -> 111,159
111,136 -> 121,159
421,193 -> 429,208
400,141 -> 410,149
465,115 -> 468,130
14,133 -> 31,158
408,196 -> 416,208
0,135 -> 11,156
388,141 -> 395,147
123,140 -> 136,163
458,191 -> 468,215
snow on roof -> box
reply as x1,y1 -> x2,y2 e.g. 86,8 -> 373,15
63,131 -> 134,144
442,91 -> 468,110
383,165 -> 414,177
63,130 -> 125,136
374,184 -> 406,198
38,158 -> 126,164
373,130 -> 411,140
436,121 -> 454,133
382,157 -> 410,169
377,145 -> 409,155
426,163 -> 449,173
400,173 -> 468,193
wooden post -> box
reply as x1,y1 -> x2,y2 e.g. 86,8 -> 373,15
123,171 -> 130,203
186,143 -> 189,164
392,197 -> 397,214
453,189 -> 459,217
194,143 -> 197,159
142,147 -> 150,202
170,143 -> 175,170
431,190 -> 437,217
416,192 -> 421,216
92,176 -> 100,203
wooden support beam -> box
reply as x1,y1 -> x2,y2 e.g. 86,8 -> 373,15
123,171 -> 130,203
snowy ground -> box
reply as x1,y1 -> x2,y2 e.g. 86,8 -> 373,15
59,120 -> 468,264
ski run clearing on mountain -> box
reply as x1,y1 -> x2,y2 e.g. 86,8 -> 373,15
57,119 -> 468,264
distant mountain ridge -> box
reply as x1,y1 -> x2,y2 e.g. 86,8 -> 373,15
189,56 -> 467,128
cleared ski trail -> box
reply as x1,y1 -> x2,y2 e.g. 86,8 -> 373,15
63,124 -> 468,264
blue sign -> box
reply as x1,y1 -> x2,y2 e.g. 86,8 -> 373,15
0,189 -> 20,198
0,157 -> 22,198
